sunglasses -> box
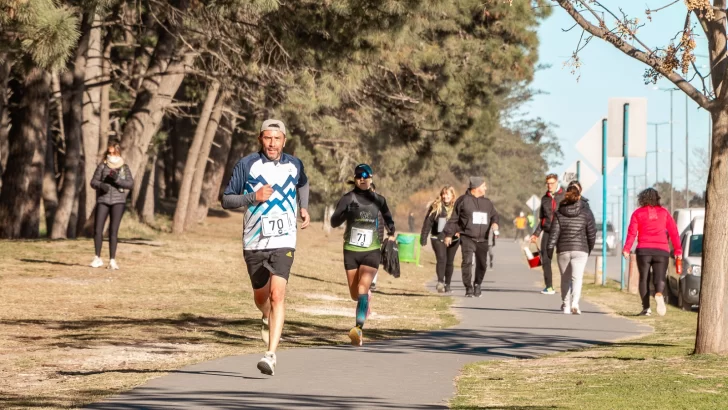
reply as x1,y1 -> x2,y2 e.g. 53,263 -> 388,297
355,172 -> 370,179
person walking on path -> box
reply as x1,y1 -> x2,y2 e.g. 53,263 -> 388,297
443,177 -> 499,298
513,212 -> 527,242
622,188 -> 682,317
530,173 -> 565,295
420,186 -> 459,293
546,182 -> 596,315
331,164 -> 395,346
89,141 -> 134,270
221,119 -> 311,376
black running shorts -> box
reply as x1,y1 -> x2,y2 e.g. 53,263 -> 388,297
243,248 -> 295,289
343,249 -> 381,271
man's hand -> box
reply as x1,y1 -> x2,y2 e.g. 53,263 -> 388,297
255,184 -> 273,203
444,237 -> 452,246
622,251 -> 630,259
530,235 -> 539,244
300,208 -> 310,229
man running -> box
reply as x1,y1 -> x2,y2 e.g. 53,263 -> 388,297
221,119 -> 310,376
444,177 -> 499,297
513,212 -> 527,242
530,173 -> 565,295
331,164 -> 395,346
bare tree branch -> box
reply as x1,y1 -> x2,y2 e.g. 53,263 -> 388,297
555,0 -> 714,110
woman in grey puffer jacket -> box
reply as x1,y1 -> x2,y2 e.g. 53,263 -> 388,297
546,182 -> 596,315
89,141 -> 134,270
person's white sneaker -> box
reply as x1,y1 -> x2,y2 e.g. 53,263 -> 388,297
261,316 -> 270,345
562,303 -> 571,315
639,308 -> 652,316
571,304 -> 582,315
655,294 -> 667,316
257,352 -> 276,376
90,256 -> 103,268
108,259 -> 120,270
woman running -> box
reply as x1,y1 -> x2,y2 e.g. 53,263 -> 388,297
420,186 -> 459,293
331,164 -> 395,346
89,141 -> 134,270
622,188 -> 682,316
546,181 -> 596,315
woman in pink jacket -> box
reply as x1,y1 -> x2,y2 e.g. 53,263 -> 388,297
622,188 -> 682,317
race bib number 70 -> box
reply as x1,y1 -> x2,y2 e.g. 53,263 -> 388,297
261,213 -> 294,237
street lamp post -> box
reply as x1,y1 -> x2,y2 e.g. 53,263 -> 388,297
685,94 -> 690,207
647,122 -> 668,187
657,87 -> 677,214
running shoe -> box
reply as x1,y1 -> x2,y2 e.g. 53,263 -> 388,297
465,287 -> 474,298
571,304 -> 581,315
639,308 -> 652,316
90,256 -> 103,268
473,284 -> 482,298
261,316 -> 270,345
108,259 -> 119,270
349,326 -> 363,346
370,282 -> 377,292
436,282 -> 445,293
257,352 -> 276,376
444,284 -> 451,293
655,293 -> 667,316
541,287 -> 556,295
562,303 -> 571,315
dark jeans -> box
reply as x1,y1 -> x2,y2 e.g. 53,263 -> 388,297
95,203 -> 125,259
461,236 -> 489,290
515,228 -> 526,241
540,232 -> 554,288
431,238 -> 460,285
636,254 -> 669,309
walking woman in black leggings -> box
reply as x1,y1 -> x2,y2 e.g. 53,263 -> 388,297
420,186 -> 459,293
622,188 -> 682,316
89,141 -> 134,270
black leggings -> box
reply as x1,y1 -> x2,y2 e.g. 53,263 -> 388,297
636,254 -> 669,309
95,203 -> 125,259
431,238 -> 460,285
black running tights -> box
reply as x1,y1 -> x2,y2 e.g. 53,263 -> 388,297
431,238 -> 460,285
636,254 -> 669,309
95,203 -> 125,259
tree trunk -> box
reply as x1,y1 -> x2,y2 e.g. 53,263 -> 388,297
42,118 -> 59,234
140,154 -> 157,224
198,115 -> 235,222
172,80 -> 220,233
0,58 -> 11,185
119,23 -> 193,183
220,118 -> 256,195
97,28 -> 112,161
0,66 -> 51,239
81,12 -> 103,223
695,109 -> 728,354
186,91 -> 227,227
52,14 -> 92,239
323,205 -> 334,234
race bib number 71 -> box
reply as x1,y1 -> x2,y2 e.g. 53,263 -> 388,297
349,227 -> 374,248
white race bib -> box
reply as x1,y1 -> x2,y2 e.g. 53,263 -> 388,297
472,212 -> 489,225
261,213 -> 294,237
349,227 -> 374,248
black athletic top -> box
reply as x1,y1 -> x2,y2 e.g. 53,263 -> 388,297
331,188 -> 395,252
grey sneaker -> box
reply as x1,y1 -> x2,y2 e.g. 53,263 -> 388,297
639,308 -> 652,316
257,352 -> 276,376
465,288 -> 474,297
436,282 -> 445,293
473,284 -> 482,298
261,317 -> 270,346
108,259 -> 119,270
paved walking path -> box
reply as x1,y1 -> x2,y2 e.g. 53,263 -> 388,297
90,242 -> 650,409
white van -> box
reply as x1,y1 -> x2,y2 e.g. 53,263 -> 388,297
666,214 -> 703,310
673,208 -> 705,236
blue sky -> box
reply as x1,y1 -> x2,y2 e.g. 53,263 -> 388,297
527,3 -> 711,221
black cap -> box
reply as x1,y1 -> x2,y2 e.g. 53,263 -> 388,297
354,164 -> 373,179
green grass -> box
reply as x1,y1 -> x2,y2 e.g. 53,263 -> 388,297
451,281 -> 728,409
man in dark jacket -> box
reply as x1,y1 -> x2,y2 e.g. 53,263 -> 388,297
530,173 -> 565,295
444,177 -> 499,297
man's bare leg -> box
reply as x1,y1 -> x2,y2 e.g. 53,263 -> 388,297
266,274 -> 287,353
